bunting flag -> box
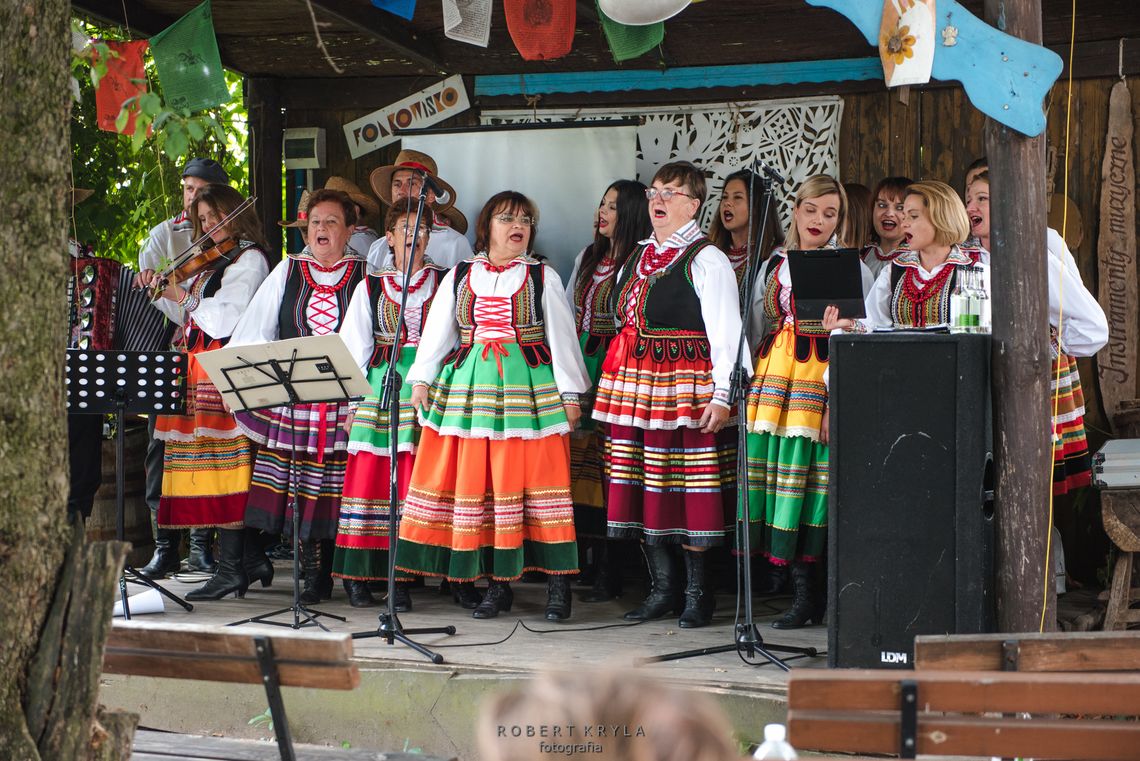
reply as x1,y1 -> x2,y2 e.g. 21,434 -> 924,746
148,0 -> 228,112
371,0 -> 417,20
597,2 -> 664,62
505,0 -> 576,61
443,0 -> 493,48
95,39 -> 149,135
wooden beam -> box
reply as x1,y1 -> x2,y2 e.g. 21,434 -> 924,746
984,0 -> 1055,633
70,0 -> 171,38
246,77 -> 284,257
299,0 -> 448,76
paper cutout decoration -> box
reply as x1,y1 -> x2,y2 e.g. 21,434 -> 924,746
372,0 -> 416,20
444,0 -> 493,48
598,2 -> 664,62
148,0 -> 228,112
505,0 -> 575,61
95,39 -> 149,135
878,0 -> 935,87
598,0 -> 690,25
806,0 -> 1063,137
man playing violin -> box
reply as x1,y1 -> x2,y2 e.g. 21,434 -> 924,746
135,158 -> 232,582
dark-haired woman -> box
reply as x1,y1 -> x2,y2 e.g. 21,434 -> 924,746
140,184 -> 272,600
709,169 -> 784,309
863,176 -> 913,278
228,188 -> 369,603
565,180 -> 651,602
395,191 -> 591,622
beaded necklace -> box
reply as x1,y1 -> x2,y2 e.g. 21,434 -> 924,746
299,259 -> 355,293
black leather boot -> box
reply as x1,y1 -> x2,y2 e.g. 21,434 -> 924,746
186,527 -> 216,573
678,550 -> 715,628
186,528 -> 248,600
385,581 -> 412,612
343,578 -> 375,608
299,540 -> 323,604
623,544 -> 682,621
581,540 -> 623,603
545,575 -> 572,621
243,528 -> 274,588
472,580 -> 513,619
754,557 -> 789,597
451,581 -> 483,609
771,561 -> 823,629
316,539 -> 335,600
138,512 -> 182,579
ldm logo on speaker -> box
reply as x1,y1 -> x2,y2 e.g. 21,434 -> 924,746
880,651 -> 908,664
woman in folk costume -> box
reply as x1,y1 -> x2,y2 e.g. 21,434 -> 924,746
228,189 -> 369,604
747,175 -> 873,629
564,179 -> 651,603
142,184 -> 272,600
964,171 -> 1107,493
396,191 -> 591,621
708,168 -> 785,309
331,200 -> 450,610
862,176 -> 913,278
593,161 -> 742,630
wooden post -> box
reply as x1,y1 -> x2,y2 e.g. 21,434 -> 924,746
983,0 -> 1055,631
246,77 -> 284,256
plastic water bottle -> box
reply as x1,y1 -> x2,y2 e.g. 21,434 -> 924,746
753,723 -> 798,760
949,274 -> 970,333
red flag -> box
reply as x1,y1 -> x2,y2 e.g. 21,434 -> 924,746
96,40 -> 149,135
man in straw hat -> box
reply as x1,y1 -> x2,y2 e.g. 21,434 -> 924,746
324,176 -> 381,256
279,189 -> 313,249
135,157 -> 230,581
367,149 -> 473,270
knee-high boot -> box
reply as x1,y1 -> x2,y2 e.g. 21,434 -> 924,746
678,549 -> 715,628
185,528 -> 248,600
243,527 -> 274,588
771,561 -> 823,629
623,544 -> 682,621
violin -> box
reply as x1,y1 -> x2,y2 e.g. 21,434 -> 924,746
148,196 -> 257,302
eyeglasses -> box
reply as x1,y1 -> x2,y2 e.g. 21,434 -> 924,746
645,188 -> 696,202
494,213 -> 535,227
390,225 -> 428,239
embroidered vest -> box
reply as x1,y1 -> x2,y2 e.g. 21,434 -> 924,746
757,254 -> 830,363
888,256 -> 977,327
185,241 -> 268,350
573,248 -> 619,358
278,257 -> 367,339
445,260 -> 551,369
366,266 -> 445,368
613,239 -> 712,364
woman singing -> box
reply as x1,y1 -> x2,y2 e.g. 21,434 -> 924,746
396,191 -> 590,621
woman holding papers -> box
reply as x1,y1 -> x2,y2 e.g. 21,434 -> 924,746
228,188 -> 369,604
746,174 -> 866,629
593,161 -> 742,630
395,191 -> 590,622
331,200 -> 450,610
141,184 -> 272,601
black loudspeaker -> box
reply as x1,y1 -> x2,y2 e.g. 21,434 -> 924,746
827,333 -> 995,669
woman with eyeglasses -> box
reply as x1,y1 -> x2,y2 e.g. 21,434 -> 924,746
139,184 -> 273,601
331,199 -> 449,610
395,191 -> 591,621
227,188 -> 370,604
563,179 -> 651,604
592,161 -> 742,629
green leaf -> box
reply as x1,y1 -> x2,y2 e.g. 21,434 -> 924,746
140,92 -> 162,117
186,120 -> 205,141
114,107 -> 130,134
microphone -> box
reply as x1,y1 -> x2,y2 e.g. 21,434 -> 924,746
752,160 -> 785,185
418,169 -> 444,199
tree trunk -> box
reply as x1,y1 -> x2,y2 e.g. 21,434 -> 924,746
0,2 -> 135,758
983,0 -> 1056,632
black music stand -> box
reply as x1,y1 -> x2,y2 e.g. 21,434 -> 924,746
65,348 -> 194,618
196,335 -> 368,631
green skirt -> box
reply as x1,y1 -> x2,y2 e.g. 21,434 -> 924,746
744,431 -> 829,563
348,345 -> 419,456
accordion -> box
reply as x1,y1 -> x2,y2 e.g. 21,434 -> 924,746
68,257 -> 177,352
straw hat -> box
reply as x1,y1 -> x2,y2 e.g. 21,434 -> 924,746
71,187 -> 94,206
598,0 -> 691,25
324,176 -> 380,220
436,205 -> 468,235
369,149 -> 457,212
279,189 -> 312,228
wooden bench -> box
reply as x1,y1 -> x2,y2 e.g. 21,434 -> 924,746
103,621 -> 359,761
787,631 -> 1140,760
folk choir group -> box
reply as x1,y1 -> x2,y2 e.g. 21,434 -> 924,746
78,148 -> 1107,632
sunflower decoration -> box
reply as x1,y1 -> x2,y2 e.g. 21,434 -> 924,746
882,21 -> 917,65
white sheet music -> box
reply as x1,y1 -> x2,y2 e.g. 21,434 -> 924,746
443,0 -> 491,48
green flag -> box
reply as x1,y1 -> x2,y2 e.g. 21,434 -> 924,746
597,1 -> 664,63
149,0 -> 228,112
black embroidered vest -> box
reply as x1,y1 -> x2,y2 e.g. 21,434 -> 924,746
443,259 -> 551,369
366,266 -> 445,368
278,257 -> 367,339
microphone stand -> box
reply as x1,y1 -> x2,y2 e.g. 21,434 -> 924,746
642,164 -> 818,670
351,175 -> 456,663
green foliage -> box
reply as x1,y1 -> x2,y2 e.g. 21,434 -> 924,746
248,707 -> 273,732
70,17 -> 248,264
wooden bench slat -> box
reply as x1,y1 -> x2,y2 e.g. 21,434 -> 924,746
787,669 -> 1140,715
108,621 -> 354,662
102,652 -> 359,690
788,712 -> 1140,760
914,631 -> 1140,672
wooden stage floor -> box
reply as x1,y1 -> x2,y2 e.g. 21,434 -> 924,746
131,567 -> 828,691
